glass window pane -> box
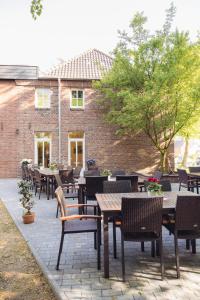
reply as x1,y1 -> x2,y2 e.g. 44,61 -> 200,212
35,132 -> 50,138
77,141 -> 83,167
78,98 -> 83,107
37,141 -> 43,167
78,90 -> 83,98
72,91 -> 77,98
36,88 -> 50,108
44,141 -> 50,168
70,141 -> 76,167
69,131 -> 84,138
72,98 -> 77,107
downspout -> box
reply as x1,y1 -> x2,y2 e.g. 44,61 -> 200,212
58,78 -> 61,163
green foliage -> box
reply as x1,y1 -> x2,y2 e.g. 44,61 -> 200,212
30,0 -> 43,20
94,3 -> 200,172
18,180 -> 34,214
101,169 -> 112,176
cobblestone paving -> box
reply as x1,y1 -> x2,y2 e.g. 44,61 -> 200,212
1,179 -> 200,300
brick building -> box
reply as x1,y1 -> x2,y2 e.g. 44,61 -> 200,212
0,49 -> 165,178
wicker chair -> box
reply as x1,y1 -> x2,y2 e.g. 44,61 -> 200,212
189,167 -> 200,173
59,169 -> 75,184
120,197 -> 164,281
163,195 -> 200,278
103,180 -> 132,258
111,170 -> 126,177
34,169 -> 47,199
116,175 -> 138,192
160,180 -> 172,192
54,174 -> 79,217
85,176 -> 108,202
73,166 -> 82,179
55,186 -> 101,270
84,170 -> 100,176
177,169 -> 199,193
154,171 -> 163,180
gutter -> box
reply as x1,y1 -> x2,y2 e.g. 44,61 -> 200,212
58,78 -> 61,163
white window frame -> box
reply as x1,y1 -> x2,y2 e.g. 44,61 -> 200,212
70,89 -> 85,109
34,134 -> 51,167
35,88 -> 51,109
68,134 -> 85,169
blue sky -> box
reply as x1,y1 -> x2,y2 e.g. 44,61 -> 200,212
0,0 -> 199,72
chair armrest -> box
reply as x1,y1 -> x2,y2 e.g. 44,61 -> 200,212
60,215 -> 102,221
65,204 -> 98,208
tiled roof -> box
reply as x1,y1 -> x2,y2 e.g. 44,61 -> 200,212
46,49 -> 113,80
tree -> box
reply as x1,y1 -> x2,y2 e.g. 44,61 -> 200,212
94,4 -> 200,172
178,118 -> 200,168
30,0 -> 43,20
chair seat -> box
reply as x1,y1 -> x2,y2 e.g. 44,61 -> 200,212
123,232 -> 160,241
64,191 -> 78,199
64,219 -> 97,233
177,230 -> 200,239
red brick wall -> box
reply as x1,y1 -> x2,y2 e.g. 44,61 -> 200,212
0,79 -> 174,178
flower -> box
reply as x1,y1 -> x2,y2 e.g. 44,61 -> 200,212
147,177 -> 162,192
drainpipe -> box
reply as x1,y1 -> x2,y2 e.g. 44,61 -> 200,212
58,78 -> 61,163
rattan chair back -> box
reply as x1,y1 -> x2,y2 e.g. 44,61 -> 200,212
59,169 -> 74,184
116,175 -> 138,192
55,186 -> 67,217
34,169 -> 42,183
85,176 -> 108,198
55,174 -> 63,187
154,171 -> 163,180
177,169 -> 188,184
84,170 -> 100,176
112,170 -> 126,177
103,180 -> 132,193
189,167 -> 200,173
160,180 -> 172,191
175,195 -> 200,231
121,197 -> 163,234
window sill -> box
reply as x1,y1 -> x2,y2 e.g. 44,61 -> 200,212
35,108 -> 51,111
70,107 -> 85,111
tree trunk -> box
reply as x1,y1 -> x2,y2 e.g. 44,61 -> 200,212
160,150 -> 169,173
181,137 -> 189,168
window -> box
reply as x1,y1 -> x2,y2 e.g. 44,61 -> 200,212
68,131 -> 85,168
35,88 -> 51,109
34,133 -> 51,168
70,90 -> 84,109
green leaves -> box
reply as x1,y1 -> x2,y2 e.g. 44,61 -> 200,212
94,4 -> 200,171
30,0 -> 43,20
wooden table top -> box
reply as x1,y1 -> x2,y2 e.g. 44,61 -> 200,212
96,191 -> 196,212
188,172 -> 200,178
39,168 -> 59,176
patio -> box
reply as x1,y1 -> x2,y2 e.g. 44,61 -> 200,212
1,179 -> 200,300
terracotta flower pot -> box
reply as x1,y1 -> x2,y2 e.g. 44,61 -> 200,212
22,212 -> 35,224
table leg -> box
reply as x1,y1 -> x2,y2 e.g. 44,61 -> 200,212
47,177 -> 50,200
103,212 -> 109,278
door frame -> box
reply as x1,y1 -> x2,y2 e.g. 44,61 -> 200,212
68,134 -> 85,169
34,135 -> 51,167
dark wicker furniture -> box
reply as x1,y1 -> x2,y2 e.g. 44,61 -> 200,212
120,197 -> 164,281
55,186 -> 101,270
116,175 -> 138,192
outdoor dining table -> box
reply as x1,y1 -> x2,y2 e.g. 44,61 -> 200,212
39,168 -> 59,200
96,190 -> 196,278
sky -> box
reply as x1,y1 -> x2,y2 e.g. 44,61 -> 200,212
0,0 -> 199,72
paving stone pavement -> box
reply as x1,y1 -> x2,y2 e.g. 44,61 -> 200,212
1,179 -> 200,300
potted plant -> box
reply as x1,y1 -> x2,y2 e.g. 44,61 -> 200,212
86,159 -> 96,170
101,169 -> 112,179
147,177 -> 162,196
49,162 -> 57,171
20,158 -> 32,166
18,180 -> 35,224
